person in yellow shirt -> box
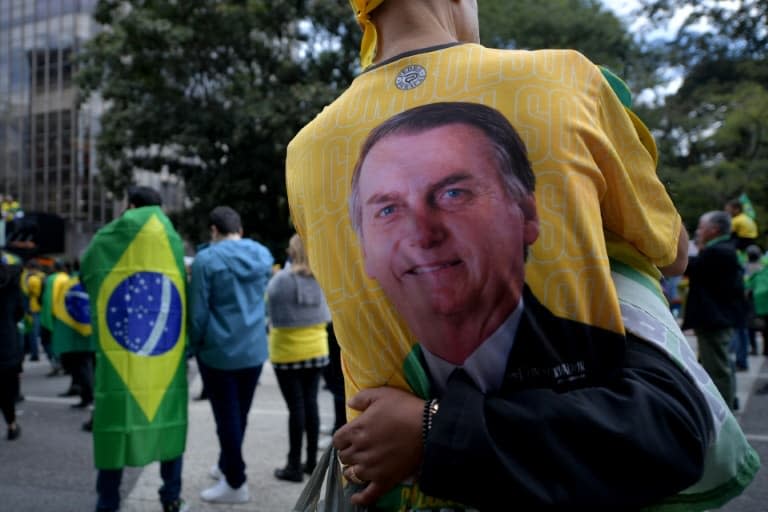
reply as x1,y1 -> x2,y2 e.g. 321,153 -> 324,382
20,260 -> 45,362
288,0 -> 685,416
1,194 -> 21,224
286,1 -> 756,509
267,234 -> 331,483
725,198 -> 759,251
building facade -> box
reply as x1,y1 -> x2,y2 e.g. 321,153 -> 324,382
0,0 -> 116,257
0,0 -> 186,259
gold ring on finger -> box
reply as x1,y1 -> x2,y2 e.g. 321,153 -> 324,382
346,465 -> 367,485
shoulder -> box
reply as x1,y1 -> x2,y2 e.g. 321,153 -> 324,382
240,239 -> 273,260
483,45 -> 596,70
288,92 -> 352,155
269,269 -> 293,287
191,246 -> 216,269
705,242 -> 741,265
712,239 -> 738,253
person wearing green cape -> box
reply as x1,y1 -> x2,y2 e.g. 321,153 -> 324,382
81,186 -> 189,512
0,253 -> 24,440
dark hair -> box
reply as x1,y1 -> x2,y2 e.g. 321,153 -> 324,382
725,199 -> 744,215
746,244 -> 762,262
349,102 -> 534,234
127,186 -> 163,208
209,206 -> 242,235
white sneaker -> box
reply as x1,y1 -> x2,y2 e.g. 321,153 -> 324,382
208,464 -> 222,480
200,478 -> 249,504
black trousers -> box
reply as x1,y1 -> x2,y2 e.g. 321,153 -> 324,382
62,351 -> 94,403
323,323 -> 346,432
275,366 -> 323,469
0,366 -> 20,426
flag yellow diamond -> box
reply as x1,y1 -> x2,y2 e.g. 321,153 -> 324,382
96,214 -> 186,422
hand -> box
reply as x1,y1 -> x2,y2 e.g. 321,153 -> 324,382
333,386 -> 425,506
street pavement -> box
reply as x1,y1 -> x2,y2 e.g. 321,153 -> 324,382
0,339 -> 766,512
1,358 -> 334,512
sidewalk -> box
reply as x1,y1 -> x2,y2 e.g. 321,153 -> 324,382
119,360 -> 335,512
682,330 -> 765,414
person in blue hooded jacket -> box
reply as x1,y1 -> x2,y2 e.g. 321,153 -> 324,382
189,206 -> 274,504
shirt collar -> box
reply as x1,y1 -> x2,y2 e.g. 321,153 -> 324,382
705,234 -> 731,248
363,42 -> 466,73
421,299 -> 524,397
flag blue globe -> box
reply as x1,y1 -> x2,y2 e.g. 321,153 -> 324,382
106,271 -> 182,356
65,282 -> 91,325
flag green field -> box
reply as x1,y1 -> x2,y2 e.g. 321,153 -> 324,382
50,274 -> 95,355
739,193 -> 756,220
81,206 -> 187,469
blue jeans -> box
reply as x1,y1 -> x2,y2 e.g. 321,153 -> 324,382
95,456 -> 183,511
198,359 -> 262,489
731,327 -> 750,369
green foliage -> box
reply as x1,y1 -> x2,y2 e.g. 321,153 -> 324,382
637,2 -> 768,235
78,0 -> 358,253
78,0 -> 649,252
479,0 -> 653,87
652,68 -> 768,233
639,0 -> 767,62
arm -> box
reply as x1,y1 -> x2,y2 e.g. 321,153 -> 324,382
28,274 -> 42,302
421,338 -> 711,509
334,387 -> 424,505
336,337 -> 712,509
594,64 -> 684,270
187,260 -> 210,352
13,278 -> 24,323
659,227 -> 689,277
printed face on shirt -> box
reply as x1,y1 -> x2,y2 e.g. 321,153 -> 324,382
357,123 -> 539,330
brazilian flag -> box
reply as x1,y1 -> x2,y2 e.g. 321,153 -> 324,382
81,206 -> 187,469
50,273 -> 95,355
40,272 -> 66,333
0,250 -> 20,264
740,192 -> 757,220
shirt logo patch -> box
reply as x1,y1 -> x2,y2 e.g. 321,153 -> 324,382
395,65 -> 427,91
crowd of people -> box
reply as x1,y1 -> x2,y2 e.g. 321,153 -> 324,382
674,197 -> 768,414
0,1 -> 764,511
0,188 -> 343,511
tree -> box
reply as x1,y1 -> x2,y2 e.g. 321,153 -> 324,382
479,0 -> 655,88
652,68 -> 768,231
78,0 -> 648,251
78,0 -> 358,252
636,1 -> 768,233
639,0 -> 768,64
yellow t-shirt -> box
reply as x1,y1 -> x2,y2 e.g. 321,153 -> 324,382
287,44 -> 681,404
268,323 -> 329,364
732,212 -> 758,239
26,272 -> 43,313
